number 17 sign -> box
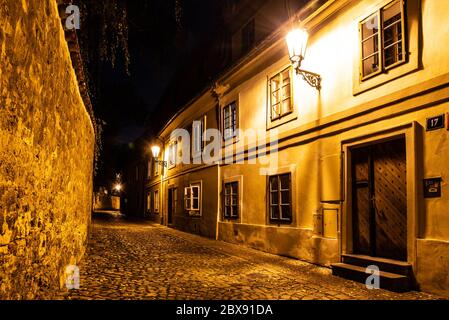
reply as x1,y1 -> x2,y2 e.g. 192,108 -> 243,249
426,114 -> 445,131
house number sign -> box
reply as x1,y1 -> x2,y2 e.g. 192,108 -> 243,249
426,114 -> 445,131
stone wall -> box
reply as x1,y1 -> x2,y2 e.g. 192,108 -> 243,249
0,0 -> 95,299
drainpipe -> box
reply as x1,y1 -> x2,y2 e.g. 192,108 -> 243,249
216,163 -> 221,240
212,83 -> 228,241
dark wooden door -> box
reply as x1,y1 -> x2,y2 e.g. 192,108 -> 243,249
351,138 -> 407,261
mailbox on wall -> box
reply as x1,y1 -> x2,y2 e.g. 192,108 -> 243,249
424,178 -> 442,198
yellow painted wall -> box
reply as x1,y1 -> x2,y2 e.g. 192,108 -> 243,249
216,0 -> 449,294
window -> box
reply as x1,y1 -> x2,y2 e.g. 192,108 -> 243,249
269,174 -> 292,223
223,102 -> 237,140
184,183 -> 201,215
146,192 -> 151,212
168,140 -> 178,168
360,0 -> 406,80
154,190 -> 160,213
192,116 -> 207,157
241,18 -> 255,54
224,182 -> 239,219
270,68 -> 292,121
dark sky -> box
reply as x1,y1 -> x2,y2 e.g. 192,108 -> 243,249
87,0 -> 224,186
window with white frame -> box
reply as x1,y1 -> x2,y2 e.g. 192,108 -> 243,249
224,181 -> 239,219
154,190 -> 160,213
360,0 -> 406,80
192,116 -> 206,158
168,140 -> 178,168
223,102 -> 237,140
184,183 -> 201,215
269,173 -> 292,224
269,68 -> 292,121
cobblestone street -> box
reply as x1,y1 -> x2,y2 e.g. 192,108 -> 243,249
47,212 -> 439,300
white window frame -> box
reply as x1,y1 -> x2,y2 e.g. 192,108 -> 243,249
223,102 -> 238,141
184,182 -> 201,216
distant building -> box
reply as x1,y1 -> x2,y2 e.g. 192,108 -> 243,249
93,187 -> 120,211
127,0 -> 449,296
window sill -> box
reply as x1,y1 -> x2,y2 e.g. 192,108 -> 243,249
354,59 -> 418,95
269,220 -> 293,225
266,113 -> 298,131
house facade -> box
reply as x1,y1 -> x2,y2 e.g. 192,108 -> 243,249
139,0 -> 449,295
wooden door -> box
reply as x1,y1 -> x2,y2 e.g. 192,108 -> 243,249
351,138 -> 407,261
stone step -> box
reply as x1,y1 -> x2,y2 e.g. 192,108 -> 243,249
342,254 -> 413,276
331,263 -> 410,292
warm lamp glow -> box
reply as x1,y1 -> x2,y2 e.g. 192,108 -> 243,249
286,28 -> 309,68
151,145 -> 161,158
285,27 -> 321,90
114,184 -> 122,192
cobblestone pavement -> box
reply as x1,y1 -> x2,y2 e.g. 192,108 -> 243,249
47,211 -> 440,300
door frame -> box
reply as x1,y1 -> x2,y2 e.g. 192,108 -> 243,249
341,122 -> 422,268
167,185 -> 177,226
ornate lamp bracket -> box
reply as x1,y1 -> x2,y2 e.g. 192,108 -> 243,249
296,68 -> 321,91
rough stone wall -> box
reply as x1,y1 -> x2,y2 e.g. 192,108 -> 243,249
0,0 -> 95,299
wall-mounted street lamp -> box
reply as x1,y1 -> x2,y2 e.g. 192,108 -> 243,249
286,28 -> 321,90
151,145 -> 168,168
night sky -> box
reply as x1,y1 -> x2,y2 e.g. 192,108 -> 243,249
84,0 -> 224,187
